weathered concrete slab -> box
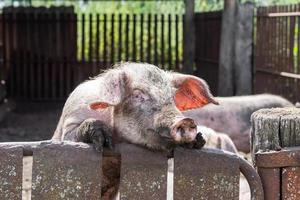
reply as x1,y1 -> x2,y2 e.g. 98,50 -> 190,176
117,143 -> 168,200
0,146 -> 23,200
174,148 -> 240,200
31,141 -> 102,200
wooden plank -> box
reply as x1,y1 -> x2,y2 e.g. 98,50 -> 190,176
31,142 -> 102,200
254,8 -> 260,89
42,12 -> 49,99
257,168 -> 280,200
282,6 -> 288,97
132,14 -> 136,61
89,13 -> 95,76
175,14 -> 179,71
71,13 -> 77,86
45,12 -> 52,98
297,4 -> 300,102
110,14 -> 115,64
81,13 -> 85,62
38,11 -> 43,100
8,12 -> 15,98
256,147 -> 300,168
89,13 -> 93,63
267,12 -> 300,17
174,148 -> 239,200
154,14 -> 158,65
125,14 -> 129,61
168,14 -> 172,70
140,14 -> 144,61
147,14 -> 151,63
118,144 -> 168,200
183,0 -> 195,74
30,11 -> 36,99
111,14 -> 115,64
16,11 -> 22,98
96,13 -> 100,69
62,11 -> 68,99
103,14 -> 107,66
282,167 -> 300,200
65,12 -> 72,97
118,14 -> 122,62
0,146 -> 23,200
1,13 -> 7,81
161,14 -> 164,68
125,14 -> 130,61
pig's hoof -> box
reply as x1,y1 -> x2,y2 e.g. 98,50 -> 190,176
193,132 -> 206,149
78,119 -> 114,152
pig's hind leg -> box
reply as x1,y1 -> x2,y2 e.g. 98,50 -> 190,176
76,118 -> 114,151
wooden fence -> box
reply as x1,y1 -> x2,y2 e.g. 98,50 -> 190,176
0,141 -> 263,200
194,11 -> 222,95
254,4 -> 300,103
0,6 -> 183,101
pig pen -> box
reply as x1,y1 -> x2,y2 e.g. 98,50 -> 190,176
0,102 -> 251,200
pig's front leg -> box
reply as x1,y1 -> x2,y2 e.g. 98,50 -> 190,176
76,118 -> 114,151
181,132 -> 206,149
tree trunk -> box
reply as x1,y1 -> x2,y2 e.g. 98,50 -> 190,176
234,2 -> 254,95
218,0 -> 237,96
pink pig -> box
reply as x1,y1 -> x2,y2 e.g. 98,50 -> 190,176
52,62 -> 218,199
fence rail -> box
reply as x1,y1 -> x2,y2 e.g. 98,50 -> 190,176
254,4 -> 300,103
0,141 -> 263,200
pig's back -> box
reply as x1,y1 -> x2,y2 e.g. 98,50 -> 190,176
53,79 -> 112,140
183,94 -> 293,152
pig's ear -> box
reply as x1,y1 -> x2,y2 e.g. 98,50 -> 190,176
170,73 -> 219,111
89,71 -> 128,110
90,102 -> 111,110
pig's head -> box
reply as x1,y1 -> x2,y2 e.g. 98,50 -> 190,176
89,63 -> 218,149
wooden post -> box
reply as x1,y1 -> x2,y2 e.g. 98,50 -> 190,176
251,107 -> 300,154
218,0 -> 237,96
183,0 -> 195,74
234,2 -> 254,95
251,108 -> 300,200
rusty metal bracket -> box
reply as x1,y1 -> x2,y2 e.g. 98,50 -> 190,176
239,157 -> 264,200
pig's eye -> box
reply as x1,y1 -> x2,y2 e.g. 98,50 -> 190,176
131,89 -> 150,103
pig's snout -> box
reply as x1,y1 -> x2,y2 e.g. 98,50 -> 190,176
171,118 -> 197,143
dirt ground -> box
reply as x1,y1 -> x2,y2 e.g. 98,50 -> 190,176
0,101 -> 250,200
0,102 -> 63,142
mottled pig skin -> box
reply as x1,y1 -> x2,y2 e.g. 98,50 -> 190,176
185,94 -> 293,153
52,62 -> 218,199
53,62 -> 218,150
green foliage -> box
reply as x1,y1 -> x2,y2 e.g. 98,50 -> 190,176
249,0 -> 300,6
